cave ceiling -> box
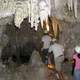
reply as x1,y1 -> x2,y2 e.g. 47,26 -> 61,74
0,0 -> 80,24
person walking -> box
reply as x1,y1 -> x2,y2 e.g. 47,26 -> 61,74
41,30 -> 51,64
72,46 -> 80,80
48,38 -> 64,73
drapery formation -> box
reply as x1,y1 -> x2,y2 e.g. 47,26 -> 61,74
27,0 -> 39,31
51,17 -> 61,39
0,0 -> 78,30
14,1 -> 28,28
0,0 -> 51,31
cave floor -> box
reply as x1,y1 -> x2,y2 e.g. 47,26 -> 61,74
0,61 -> 73,80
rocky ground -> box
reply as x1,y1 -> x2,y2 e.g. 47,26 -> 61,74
0,51 -> 73,80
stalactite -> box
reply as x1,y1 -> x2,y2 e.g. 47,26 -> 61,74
68,0 -> 73,10
39,0 -> 51,31
71,0 -> 73,10
0,0 -> 51,31
28,1 -> 31,23
14,1 -> 28,28
51,17 -> 61,39
28,0 -> 39,31
45,18 -> 49,31
67,0 -> 77,18
74,0 -> 77,18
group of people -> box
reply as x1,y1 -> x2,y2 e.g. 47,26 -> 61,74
41,30 -> 80,80
41,30 -> 64,74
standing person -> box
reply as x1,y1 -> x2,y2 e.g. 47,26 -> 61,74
48,38 -> 64,73
41,30 -> 51,64
72,46 -> 80,80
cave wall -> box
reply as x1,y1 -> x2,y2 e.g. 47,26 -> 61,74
0,16 -> 13,58
59,21 -> 80,58
0,17 -> 44,63
0,15 -> 80,62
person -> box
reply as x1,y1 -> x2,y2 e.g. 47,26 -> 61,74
72,46 -> 80,80
48,38 -> 64,73
41,30 -> 51,64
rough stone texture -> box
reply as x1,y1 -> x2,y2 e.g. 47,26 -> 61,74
0,1 -> 80,80
0,50 -> 48,80
0,16 -> 14,25
0,17 -> 43,64
0,26 -> 8,58
0,16 -> 13,58
51,0 -> 80,22
0,50 -> 73,80
0,16 -> 80,60
59,21 -> 80,58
